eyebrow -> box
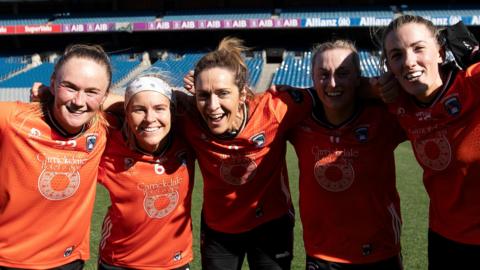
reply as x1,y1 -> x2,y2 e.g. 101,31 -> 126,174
60,80 -> 101,92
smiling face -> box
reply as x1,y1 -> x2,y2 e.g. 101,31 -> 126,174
312,47 -> 360,124
385,22 -> 444,102
50,57 -> 109,134
126,91 -> 172,153
195,67 -> 246,135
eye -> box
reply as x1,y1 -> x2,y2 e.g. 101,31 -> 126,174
59,83 -> 76,92
336,70 -> 350,78
85,90 -> 101,97
414,45 -> 426,53
218,90 -> 230,98
388,52 -> 401,61
196,91 -> 209,101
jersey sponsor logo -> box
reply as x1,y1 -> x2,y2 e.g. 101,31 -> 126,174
63,246 -> 74,257
250,132 -> 266,148
354,127 -> 369,143
312,146 -> 355,192
154,164 -> 165,174
86,135 -> 97,152
413,132 -> 452,171
29,128 -> 41,138
443,96 -> 461,116
220,156 -> 257,185
138,177 -> 181,218
415,111 -> 432,121
36,153 -> 87,200
173,251 -> 183,261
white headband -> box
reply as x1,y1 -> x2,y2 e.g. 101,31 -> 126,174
124,76 -> 173,108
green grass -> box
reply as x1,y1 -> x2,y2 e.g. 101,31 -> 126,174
85,142 -> 428,269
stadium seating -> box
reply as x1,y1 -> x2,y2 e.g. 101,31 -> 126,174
52,12 -> 156,24
279,7 -> 392,19
0,56 -> 29,80
0,15 -> 49,26
0,63 -> 53,88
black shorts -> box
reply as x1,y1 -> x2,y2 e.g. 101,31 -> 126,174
306,255 -> 403,270
428,229 -> 480,270
0,260 -> 84,270
201,213 -> 294,270
98,260 -> 190,270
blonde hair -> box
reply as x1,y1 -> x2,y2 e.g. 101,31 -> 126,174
378,15 -> 442,67
311,39 -> 361,78
193,37 -> 254,99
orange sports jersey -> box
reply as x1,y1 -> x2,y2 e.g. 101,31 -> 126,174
290,91 -> 405,264
177,88 -> 312,233
388,63 -> 480,245
0,102 -> 107,269
98,127 -> 195,269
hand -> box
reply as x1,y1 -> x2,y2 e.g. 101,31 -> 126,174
183,70 -> 195,94
369,71 -> 399,103
269,84 -> 299,92
30,82 -> 49,102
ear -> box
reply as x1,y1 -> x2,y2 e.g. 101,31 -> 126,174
438,46 -> 446,64
239,86 -> 248,104
49,75 -> 56,95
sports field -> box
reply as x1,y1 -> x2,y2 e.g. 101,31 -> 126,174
87,142 -> 428,269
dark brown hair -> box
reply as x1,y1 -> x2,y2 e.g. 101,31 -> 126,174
193,37 -> 254,99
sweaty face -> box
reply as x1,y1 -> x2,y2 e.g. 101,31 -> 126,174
126,91 -> 172,153
195,67 -> 246,135
385,23 -> 444,102
51,57 -> 109,134
312,48 -> 360,124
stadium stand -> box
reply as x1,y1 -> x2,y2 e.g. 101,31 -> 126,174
52,12 -> 157,24
0,15 -> 49,26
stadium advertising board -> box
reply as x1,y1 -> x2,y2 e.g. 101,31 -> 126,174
15,24 -> 62,34
302,16 -> 392,27
62,23 -> 114,33
0,25 -> 15,35
142,18 -> 300,31
1,14 -> 480,35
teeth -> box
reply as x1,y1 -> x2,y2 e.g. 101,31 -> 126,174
142,127 -> 160,132
208,114 -> 224,120
405,71 -> 423,80
66,107 -> 86,114
326,92 -> 342,97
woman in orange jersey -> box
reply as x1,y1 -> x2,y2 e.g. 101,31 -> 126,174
289,40 -> 405,270
379,15 -> 480,269
176,37 -> 313,270
0,44 -> 111,269
97,73 -> 195,270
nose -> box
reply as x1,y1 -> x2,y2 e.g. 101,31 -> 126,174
72,91 -> 86,107
327,74 -> 336,88
403,50 -> 416,68
207,94 -> 220,110
145,108 -> 156,123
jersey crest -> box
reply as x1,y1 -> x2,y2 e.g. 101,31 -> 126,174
220,155 -> 257,185
354,127 -> 369,143
413,132 -> 452,171
312,146 -> 355,192
443,95 -> 462,116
